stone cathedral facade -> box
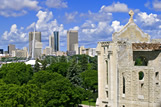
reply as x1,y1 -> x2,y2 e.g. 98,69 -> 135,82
96,10 -> 161,107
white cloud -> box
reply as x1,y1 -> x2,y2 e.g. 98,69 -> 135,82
0,10 -> 68,49
78,20 -> 113,46
80,11 -> 112,22
153,0 -> 161,11
28,10 -> 67,43
136,12 -> 160,26
45,0 -> 67,8
77,6 -> 115,47
144,1 -> 151,8
100,2 -> 129,13
65,12 -> 78,23
134,11 -> 161,39
0,0 -> 41,17
70,26 -> 80,31
1,24 -> 28,45
111,20 -> 123,32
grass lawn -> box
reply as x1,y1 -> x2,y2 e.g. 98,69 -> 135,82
82,100 -> 96,106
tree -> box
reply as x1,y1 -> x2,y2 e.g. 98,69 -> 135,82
34,59 -> 40,72
47,62 -> 69,77
29,71 -> 83,106
29,70 -> 56,87
41,59 -> 47,70
80,69 -> 98,101
90,56 -> 97,70
59,55 -> 67,63
0,62 -> 33,85
66,58 -> 82,86
80,55 -> 88,71
0,82 -> 45,107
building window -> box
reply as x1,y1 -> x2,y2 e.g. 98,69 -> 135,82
106,91 -> 108,98
123,105 -> 125,107
141,83 -> 144,88
106,60 -> 108,85
123,77 -> 125,94
155,72 -> 159,80
135,56 -> 148,66
156,72 -> 159,77
105,105 -> 108,107
139,71 -> 144,80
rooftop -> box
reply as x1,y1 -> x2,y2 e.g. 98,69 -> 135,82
132,43 -> 161,51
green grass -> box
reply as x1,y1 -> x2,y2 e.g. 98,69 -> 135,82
82,100 -> 96,106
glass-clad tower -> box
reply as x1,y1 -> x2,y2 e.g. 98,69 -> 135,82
53,31 -> 59,52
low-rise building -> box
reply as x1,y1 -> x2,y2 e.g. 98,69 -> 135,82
12,49 -> 27,58
79,46 -> 97,57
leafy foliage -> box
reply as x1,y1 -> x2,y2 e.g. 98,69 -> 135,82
0,55 -> 98,106
33,59 -> 40,72
46,62 -> 69,77
0,63 -> 33,85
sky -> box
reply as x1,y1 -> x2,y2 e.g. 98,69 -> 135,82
0,0 -> 161,51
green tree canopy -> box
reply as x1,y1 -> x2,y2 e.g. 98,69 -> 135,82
0,63 -> 33,85
46,62 -> 69,77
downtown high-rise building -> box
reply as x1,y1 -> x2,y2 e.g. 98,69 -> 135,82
8,44 -> 15,56
54,31 -> 59,52
49,31 -> 59,52
67,30 -> 78,55
0,49 -> 3,54
29,32 -> 42,59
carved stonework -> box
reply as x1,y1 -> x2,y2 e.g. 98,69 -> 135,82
96,10 -> 161,107
129,10 -> 134,22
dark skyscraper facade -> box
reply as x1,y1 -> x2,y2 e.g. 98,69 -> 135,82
0,49 -> 3,54
54,31 -> 59,52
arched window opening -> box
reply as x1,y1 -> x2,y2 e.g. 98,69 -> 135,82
105,105 -> 108,107
141,83 -> 144,88
155,72 -> 159,85
155,72 -> 159,77
139,71 -> 144,80
135,56 -> 148,66
106,91 -> 108,98
106,60 -> 108,85
123,77 -> 125,94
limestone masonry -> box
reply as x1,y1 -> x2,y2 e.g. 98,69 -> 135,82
96,10 -> 161,107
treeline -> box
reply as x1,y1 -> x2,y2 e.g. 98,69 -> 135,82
0,55 -> 98,107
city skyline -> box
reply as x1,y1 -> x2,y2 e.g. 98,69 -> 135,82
0,0 -> 161,51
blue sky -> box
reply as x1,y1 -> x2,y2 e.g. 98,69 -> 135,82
0,0 -> 161,51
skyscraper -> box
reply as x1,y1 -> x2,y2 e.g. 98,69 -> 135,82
8,44 -> 15,56
67,30 -> 78,55
49,31 -> 59,52
0,49 -> 3,54
29,32 -> 42,58
49,35 -> 54,52
54,31 -> 59,52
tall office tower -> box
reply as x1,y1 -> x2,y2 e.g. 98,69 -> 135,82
29,32 -> 42,58
49,31 -> 59,52
0,49 -> 3,54
49,35 -> 54,52
8,44 -> 15,56
54,31 -> 59,52
67,30 -> 78,55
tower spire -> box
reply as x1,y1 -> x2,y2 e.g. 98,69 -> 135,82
129,10 -> 134,22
